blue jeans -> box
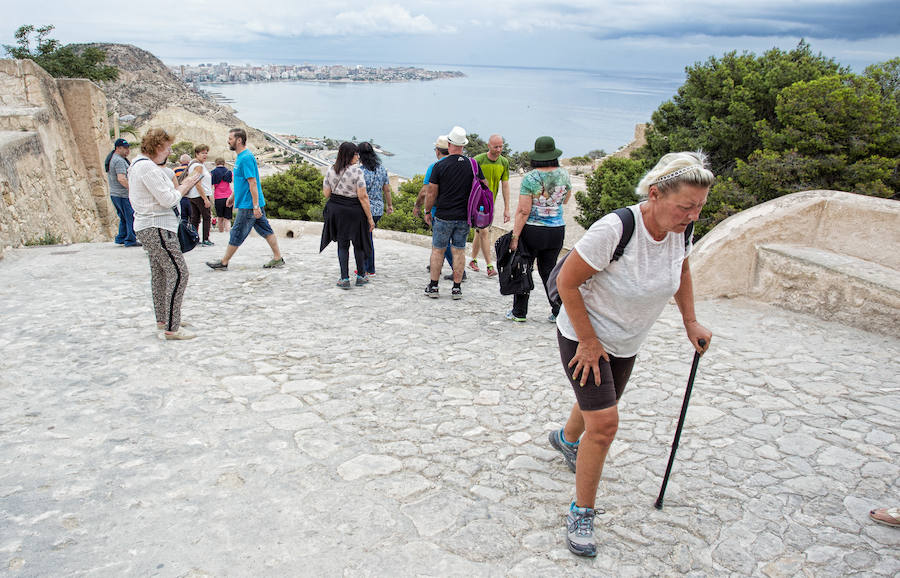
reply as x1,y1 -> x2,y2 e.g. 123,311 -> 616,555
229,207 -> 275,247
364,215 -> 381,274
110,196 -> 137,245
179,197 -> 191,224
431,217 -> 469,249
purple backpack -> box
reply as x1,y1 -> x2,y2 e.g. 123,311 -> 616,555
467,158 -> 495,229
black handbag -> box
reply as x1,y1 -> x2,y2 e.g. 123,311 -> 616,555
495,231 -> 534,296
173,207 -> 199,253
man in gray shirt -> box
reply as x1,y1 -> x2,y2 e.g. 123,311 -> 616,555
107,138 -> 140,247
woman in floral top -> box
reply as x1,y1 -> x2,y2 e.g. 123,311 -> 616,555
357,142 -> 393,276
508,136 -> 571,322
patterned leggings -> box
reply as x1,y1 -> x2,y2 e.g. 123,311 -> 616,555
136,227 -> 189,331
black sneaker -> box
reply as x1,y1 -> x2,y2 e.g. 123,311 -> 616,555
336,278 -> 351,290
355,275 -> 369,286
206,260 -> 228,270
443,271 -> 467,282
451,286 -> 462,300
424,284 -> 439,298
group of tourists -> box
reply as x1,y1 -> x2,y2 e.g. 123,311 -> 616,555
116,123 -> 722,556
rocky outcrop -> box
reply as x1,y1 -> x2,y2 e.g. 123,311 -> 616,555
0,59 -> 114,257
76,43 -> 265,158
611,123 -> 647,159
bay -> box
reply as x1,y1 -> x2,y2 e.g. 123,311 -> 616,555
199,65 -> 684,178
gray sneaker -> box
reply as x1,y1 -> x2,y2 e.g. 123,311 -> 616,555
549,428 -> 578,473
263,257 -> 285,269
566,502 -> 598,557
206,259 -> 228,270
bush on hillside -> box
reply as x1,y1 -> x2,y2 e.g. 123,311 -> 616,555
168,141 -> 195,164
261,162 -> 325,221
378,176 -> 431,236
4,25 -> 118,82
574,156 -> 645,228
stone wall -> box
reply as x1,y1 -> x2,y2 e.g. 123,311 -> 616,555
690,190 -> 899,334
57,78 -> 117,233
0,59 -> 113,258
691,191 -> 899,296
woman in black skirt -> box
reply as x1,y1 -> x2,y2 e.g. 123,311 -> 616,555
319,142 -> 375,288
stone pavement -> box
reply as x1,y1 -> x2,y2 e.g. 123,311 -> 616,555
0,231 -> 898,577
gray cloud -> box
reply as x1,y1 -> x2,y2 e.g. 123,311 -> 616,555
587,0 -> 900,41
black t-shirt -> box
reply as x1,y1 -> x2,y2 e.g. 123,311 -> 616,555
430,154 -> 484,221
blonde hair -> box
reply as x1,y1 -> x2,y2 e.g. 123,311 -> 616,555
140,128 -> 173,156
636,151 -> 715,197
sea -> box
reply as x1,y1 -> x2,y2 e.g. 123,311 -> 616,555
197,64 -> 685,178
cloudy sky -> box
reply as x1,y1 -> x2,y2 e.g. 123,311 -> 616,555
3,1 -> 898,72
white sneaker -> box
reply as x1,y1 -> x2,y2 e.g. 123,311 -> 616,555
164,328 -> 196,340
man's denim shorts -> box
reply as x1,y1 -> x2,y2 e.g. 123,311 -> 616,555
229,207 -> 275,247
431,217 -> 469,249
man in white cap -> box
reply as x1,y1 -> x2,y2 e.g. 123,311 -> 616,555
415,135 -> 457,278
423,126 -> 484,299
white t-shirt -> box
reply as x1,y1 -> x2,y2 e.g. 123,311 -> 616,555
186,161 -> 212,199
555,203 -> 692,357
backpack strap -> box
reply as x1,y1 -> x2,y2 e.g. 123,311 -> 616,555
610,207 -> 636,262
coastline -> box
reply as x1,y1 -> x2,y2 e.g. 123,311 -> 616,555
196,65 -> 675,179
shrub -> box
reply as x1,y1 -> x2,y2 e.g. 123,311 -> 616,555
378,176 -> 430,235
575,156 -> 646,228
261,162 -> 325,220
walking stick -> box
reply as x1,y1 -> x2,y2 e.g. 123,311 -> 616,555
655,338 -> 706,510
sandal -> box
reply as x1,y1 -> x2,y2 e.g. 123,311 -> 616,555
869,507 -> 900,528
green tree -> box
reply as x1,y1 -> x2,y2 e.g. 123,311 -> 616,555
463,133 -> 488,157
578,42 -> 897,239
864,57 -> 900,105
574,156 -> 646,228
639,41 -> 843,174
260,163 -> 325,220
3,24 -> 118,82
168,141 -> 195,164
378,176 -> 431,235
732,73 -> 899,201
508,150 -> 530,171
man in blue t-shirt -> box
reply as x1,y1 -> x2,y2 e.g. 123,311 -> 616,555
413,135 -> 461,279
206,128 -> 284,270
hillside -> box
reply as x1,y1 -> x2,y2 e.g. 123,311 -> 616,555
72,43 -> 266,155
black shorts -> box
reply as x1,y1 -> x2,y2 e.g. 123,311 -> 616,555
214,198 -> 233,220
557,330 -> 636,411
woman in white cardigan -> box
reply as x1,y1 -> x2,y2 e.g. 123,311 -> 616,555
128,128 -> 203,340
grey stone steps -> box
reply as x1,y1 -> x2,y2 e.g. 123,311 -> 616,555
752,243 -> 899,334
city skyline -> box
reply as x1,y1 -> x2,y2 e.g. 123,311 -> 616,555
3,1 -> 898,74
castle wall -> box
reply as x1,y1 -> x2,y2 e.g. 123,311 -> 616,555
57,78 -> 117,234
0,59 -> 111,257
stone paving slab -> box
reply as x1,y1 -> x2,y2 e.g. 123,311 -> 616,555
0,231 -> 898,576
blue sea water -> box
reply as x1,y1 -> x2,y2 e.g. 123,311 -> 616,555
198,65 -> 684,178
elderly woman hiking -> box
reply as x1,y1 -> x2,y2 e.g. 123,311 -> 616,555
549,151 -> 714,557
